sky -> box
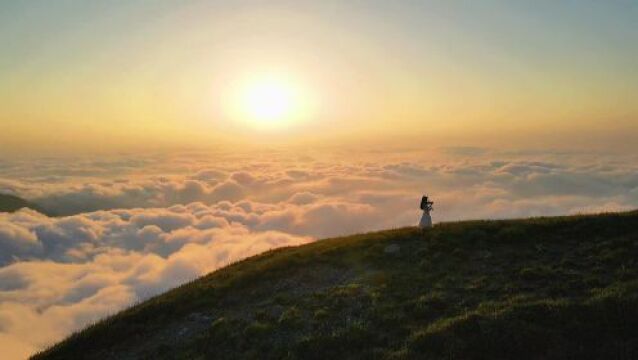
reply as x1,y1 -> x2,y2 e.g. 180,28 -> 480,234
1,1 -> 638,358
1,0 -> 637,154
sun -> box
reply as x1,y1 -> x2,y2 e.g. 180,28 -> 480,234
244,81 -> 293,122
233,74 -> 309,129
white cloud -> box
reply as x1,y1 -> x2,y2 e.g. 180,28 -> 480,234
0,223 -> 42,263
0,206 -> 312,356
0,147 -> 637,358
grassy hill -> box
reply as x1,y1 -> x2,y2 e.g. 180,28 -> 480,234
0,193 -> 49,215
35,211 -> 638,359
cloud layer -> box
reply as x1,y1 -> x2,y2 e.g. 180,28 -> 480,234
1,147 -> 637,358
0,206 -> 312,357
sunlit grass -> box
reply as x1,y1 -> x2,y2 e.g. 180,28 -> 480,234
35,210 -> 638,359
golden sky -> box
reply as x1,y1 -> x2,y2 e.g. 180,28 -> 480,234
1,1 -> 637,154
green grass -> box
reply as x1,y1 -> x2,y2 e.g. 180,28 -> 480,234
34,210 -> 638,359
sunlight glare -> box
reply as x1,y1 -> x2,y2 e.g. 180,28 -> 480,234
245,81 -> 293,122
232,74 -> 311,129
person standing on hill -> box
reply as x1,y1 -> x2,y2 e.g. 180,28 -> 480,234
419,195 -> 433,229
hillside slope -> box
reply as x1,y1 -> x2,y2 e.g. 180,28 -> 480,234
0,193 -> 50,215
35,211 -> 638,359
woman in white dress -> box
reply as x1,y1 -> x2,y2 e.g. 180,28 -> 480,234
418,195 -> 433,229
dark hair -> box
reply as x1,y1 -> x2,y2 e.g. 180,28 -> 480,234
420,195 -> 433,210
420,196 -> 428,210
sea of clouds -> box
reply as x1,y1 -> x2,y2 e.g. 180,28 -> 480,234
1,146 -> 637,358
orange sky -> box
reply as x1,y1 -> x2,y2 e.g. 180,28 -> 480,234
1,1 -> 637,154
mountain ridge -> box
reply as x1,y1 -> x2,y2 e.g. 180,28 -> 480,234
35,210 -> 638,359
0,193 -> 51,215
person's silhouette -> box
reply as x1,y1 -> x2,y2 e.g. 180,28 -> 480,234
418,195 -> 433,229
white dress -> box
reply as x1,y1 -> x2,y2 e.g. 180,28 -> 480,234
419,211 -> 432,228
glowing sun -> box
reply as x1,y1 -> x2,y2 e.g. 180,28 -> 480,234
244,81 -> 294,121
233,74 -> 310,129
